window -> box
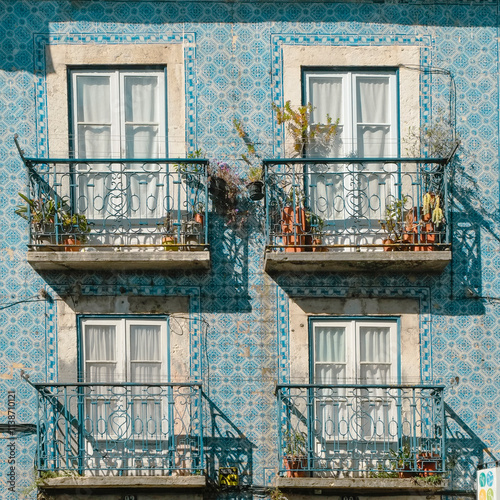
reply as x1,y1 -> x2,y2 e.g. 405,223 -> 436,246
311,318 -> 398,384
71,69 -> 166,159
304,70 -> 398,158
304,70 -> 398,226
311,318 -> 398,442
70,69 -> 169,223
81,317 -> 169,383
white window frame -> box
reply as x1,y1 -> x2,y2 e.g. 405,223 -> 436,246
81,316 -> 169,383
304,69 -> 398,158
311,318 -> 398,384
71,69 -> 167,159
311,318 -> 399,444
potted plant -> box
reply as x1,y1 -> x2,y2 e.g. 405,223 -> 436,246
61,213 -> 91,251
247,165 -> 264,201
207,161 -> 243,214
307,212 -> 326,252
390,445 -> 416,478
15,193 -> 64,249
281,188 -> 311,252
157,214 -> 179,251
417,450 -> 440,476
192,201 -> 205,225
380,196 -> 409,251
233,119 -> 265,201
272,100 -> 338,157
282,430 -> 307,478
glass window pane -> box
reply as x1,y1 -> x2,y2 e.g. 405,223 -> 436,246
315,326 -> 345,363
357,125 -> 390,157
131,363 -> 161,383
76,76 -> 110,123
359,326 -> 390,363
85,325 -> 116,361
124,76 -> 158,123
309,76 -> 343,125
130,325 -> 161,361
86,363 -> 116,383
77,125 -> 111,158
356,76 -> 390,123
315,363 -> 346,384
125,125 -> 158,158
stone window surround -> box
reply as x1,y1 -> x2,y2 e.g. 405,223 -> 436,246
282,45 -> 421,155
57,295 -> 191,383
45,43 -> 186,157
288,297 -> 421,383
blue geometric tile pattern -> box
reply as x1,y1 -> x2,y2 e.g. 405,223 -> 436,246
0,1 -> 499,498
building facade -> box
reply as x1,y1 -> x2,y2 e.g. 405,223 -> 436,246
0,0 -> 497,498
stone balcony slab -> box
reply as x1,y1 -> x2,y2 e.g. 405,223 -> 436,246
265,250 -> 451,273
27,250 -> 211,272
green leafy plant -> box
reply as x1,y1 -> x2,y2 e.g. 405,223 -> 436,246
269,486 -> 288,500
233,119 -> 263,183
418,473 -> 443,485
15,193 -> 65,230
390,444 -> 414,471
61,213 -> 91,243
368,463 -> 398,479
283,429 -> 306,457
404,109 -> 459,159
272,100 -> 339,157
380,196 -> 409,242
22,468 -> 80,499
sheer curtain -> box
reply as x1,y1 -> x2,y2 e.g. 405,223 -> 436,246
356,77 -> 394,222
308,76 -> 345,221
74,72 -> 165,225
358,325 -> 392,438
75,75 -> 114,220
84,324 -> 117,382
124,76 -> 163,221
130,324 -> 162,383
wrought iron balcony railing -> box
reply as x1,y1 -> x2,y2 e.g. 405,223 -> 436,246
276,384 -> 446,477
17,146 -> 208,251
32,382 -> 204,475
264,158 -> 451,252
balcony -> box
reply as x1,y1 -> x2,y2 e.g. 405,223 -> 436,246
264,158 -> 452,273
275,384 -> 446,493
17,146 -> 210,271
30,382 -> 205,489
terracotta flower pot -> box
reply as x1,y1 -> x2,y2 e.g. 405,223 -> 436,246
284,456 -> 308,478
417,453 -> 439,476
281,207 -> 309,252
383,238 -> 394,251
162,235 -> 179,251
194,213 -> 204,225
63,237 -> 81,252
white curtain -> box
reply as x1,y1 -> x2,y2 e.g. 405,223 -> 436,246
84,325 -> 116,383
359,326 -> 390,383
308,74 -> 394,224
76,75 -> 113,220
308,77 -> 344,221
130,324 -> 162,383
75,73 -> 165,223
315,326 -> 346,384
124,76 -> 164,221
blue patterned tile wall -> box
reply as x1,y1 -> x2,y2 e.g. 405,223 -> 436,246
0,1 -> 499,498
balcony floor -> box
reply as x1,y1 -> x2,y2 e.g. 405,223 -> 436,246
39,475 -> 206,490
276,477 -> 448,494
265,250 -> 451,273
27,250 -> 211,271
